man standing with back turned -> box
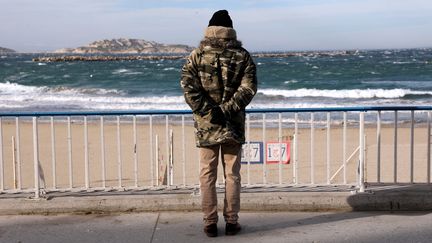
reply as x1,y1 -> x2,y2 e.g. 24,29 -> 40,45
180,10 -> 257,237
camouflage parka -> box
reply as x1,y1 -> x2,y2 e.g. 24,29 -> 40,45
180,26 -> 257,147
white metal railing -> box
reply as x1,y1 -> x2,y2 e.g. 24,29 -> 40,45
0,106 -> 431,198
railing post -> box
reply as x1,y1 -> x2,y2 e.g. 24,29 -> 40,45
84,116 -> 89,189
246,114 -> 251,185
32,117 -> 40,199
155,135 -> 159,186
410,110 -> 414,183
169,129 -> 174,186
15,117 -> 21,190
50,117 -> 56,189
12,136 -> 16,189
358,112 -> 366,192
310,113 -> 315,184
294,112 -> 298,184
394,111 -> 398,183
428,111 -> 431,184
117,116 -> 122,188
133,115 -> 138,187
0,117 -> 3,191
262,113 -> 267,185
100,116 -> 106,188
67,116 -> 73,189
376,111 -> 381,183
149,115 -> 154,186
278,113 -> 282,184
326,112 -> 331,184
165,115 -> 170,186
343,112 -> 347,184
181,115 -> 186,186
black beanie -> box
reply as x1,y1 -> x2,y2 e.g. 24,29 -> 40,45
208,10 -> 233,28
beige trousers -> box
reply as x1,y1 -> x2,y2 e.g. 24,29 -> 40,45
200,142 -> 241,226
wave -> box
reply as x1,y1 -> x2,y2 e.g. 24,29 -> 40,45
0,81 -> 186,110
258,88 -> 432,99
163,67 -> 179,71
112,68 -> 143,75
0,81 -> 44,94
112,68 -> 129,74
392,61 -> 411,65
0,81 -> 123,96
1,82 -> 431,112
283,80 -> 298,84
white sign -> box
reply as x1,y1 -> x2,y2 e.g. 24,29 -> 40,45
266,142 -> 290,164
241,142 -> 263,164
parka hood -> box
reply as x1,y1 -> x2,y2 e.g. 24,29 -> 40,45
199,26 -> 242,49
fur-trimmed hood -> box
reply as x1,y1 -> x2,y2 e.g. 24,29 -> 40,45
199,26 -> 242,49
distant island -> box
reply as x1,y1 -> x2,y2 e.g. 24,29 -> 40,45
31,38 -> 357,62
54,38 -> 194,54
33,50 -> 355,62
0,47 -> 16,54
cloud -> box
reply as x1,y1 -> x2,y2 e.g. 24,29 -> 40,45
0,0 -> 431,51
232,0 -> 432,50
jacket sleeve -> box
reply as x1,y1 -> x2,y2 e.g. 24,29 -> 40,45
180,50 -> 214,114
220,51 -> 257,118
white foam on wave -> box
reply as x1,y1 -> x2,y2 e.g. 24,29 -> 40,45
284,80 -> 298,84
1,81 -> 431,112
248,101 -> 342,109
163,67 -> 178,71
392,61 -> 412,65
0,81 -> 44,94
258,88 -> 432,99
112,68 -> 129,74
112,68 -> 143,75
124,71 -> 143,75
0,81 -> 187,110
0,81 -> 123,96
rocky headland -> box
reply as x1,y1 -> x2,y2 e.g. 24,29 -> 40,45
54,38 -> 194,54
0,47 -> 16,54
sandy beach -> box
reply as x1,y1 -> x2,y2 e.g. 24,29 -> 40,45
0,116 -> 430,191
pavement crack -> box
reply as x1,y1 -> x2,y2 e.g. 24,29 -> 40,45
150,212 -> 160,243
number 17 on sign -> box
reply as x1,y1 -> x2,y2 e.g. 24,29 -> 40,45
266,142 -> 290,164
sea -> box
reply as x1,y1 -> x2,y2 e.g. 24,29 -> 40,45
1,48 -> 432,119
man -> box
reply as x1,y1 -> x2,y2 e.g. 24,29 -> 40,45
180,10 -> 257,237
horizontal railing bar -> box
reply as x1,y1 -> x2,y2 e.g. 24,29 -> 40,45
248,106 -> 432,113
1,106 -> 432,117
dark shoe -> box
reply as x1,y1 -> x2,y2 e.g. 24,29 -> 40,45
225,223 -> 241,236
204,223 -> 218,237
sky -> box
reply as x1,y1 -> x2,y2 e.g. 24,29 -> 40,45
0,0 -> 431,52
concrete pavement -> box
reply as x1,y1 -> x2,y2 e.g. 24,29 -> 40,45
1,184 -> 432,242
1,211 -> 432,243
1,184 -> 432,215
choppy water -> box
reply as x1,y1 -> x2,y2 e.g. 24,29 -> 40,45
1,48 -> 431,113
